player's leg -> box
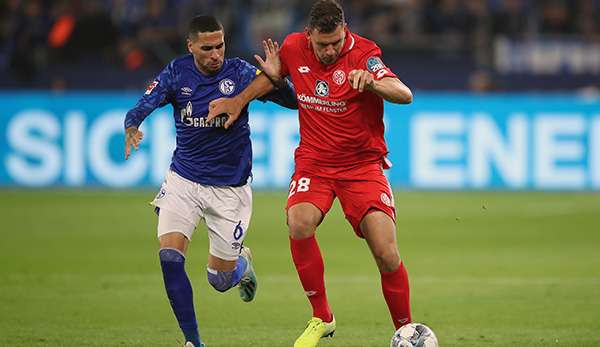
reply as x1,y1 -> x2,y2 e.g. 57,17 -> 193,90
336,168 -> 411,330
203,183 -> 257,301
287,173 -> 336,347
288,202 -> 332,321
360,211 -> 412,329
153,170 -> 205,347
157,212 -> 204,347
205,251 -> 254,301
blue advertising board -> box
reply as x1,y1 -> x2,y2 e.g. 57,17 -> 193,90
1,92 -> 598,190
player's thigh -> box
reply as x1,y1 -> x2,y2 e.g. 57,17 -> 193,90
157,210 -> 193,254
335,170 -> 396,237
153,170 -> 203,243
286,172 -> 335,236
204,183 -> 252,261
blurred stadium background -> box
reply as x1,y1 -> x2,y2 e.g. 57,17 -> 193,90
1,1 -> 599,346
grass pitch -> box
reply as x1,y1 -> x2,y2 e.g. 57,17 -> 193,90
0,190 -> 599,346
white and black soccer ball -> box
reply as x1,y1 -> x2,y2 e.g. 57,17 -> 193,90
390,323 -> 438,347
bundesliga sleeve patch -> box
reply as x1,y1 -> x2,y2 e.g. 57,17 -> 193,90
145,80 -> 159,95
366,56 -> 385,73
366,56 -> 394,80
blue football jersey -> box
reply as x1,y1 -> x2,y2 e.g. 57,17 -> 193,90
124,55 -> 297,186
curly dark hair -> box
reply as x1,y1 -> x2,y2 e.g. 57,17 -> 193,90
308,0 -> 344,33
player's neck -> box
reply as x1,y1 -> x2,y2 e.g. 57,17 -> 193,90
194,59 -> 222,76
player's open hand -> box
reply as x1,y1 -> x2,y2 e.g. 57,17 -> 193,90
207,97 -> 243,129
124,126 -> 144,160
348,69 -> 375,93
254,38 -> 282,85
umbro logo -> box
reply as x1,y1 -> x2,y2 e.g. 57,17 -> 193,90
305,290 -> 317,296
298,66 -> 310,73
181,87 -> 192,96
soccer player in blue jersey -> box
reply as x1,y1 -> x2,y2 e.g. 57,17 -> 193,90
123,15 -> 297,347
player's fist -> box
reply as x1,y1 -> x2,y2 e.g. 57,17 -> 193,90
348,69 -> 374,93
124,126 -> 144,160
208,97 -> 243,129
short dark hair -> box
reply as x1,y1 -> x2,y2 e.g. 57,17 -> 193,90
188,15 -> 223,39
308,0 -> 344,33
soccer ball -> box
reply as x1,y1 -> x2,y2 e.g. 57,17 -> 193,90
390,323 -> 438,347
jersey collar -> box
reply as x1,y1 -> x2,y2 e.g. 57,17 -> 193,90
339,27 -> 355,56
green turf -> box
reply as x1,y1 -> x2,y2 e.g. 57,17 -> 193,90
0,190 -> 599,346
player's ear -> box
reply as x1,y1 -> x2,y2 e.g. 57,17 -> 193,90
186,39 -> 193,54
304,27 -> 312,48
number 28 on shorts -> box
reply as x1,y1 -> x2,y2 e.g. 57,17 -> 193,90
288,177 -> 311,197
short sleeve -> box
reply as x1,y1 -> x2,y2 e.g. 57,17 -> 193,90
359,46 -> 397,81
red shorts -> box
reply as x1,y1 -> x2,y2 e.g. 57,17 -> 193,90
286,162 -> 396,237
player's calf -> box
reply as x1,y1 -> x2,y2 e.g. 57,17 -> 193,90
207,255 -> 248,292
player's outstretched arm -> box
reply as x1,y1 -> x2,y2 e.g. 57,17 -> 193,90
207,74 -> 275,129
349,69 -> 413,104
124,126 -> 144,160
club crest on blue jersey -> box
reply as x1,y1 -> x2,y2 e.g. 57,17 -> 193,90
315,80 -> 329,97
219,79 -> 236,95
366,56 -> 385,72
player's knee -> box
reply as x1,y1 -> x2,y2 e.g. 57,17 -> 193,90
207,269 -> 235,292
373,247 -> 401,273
287,216 -> 317,239
159,248 -> 185,263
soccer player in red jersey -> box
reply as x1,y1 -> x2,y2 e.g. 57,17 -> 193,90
208,1 -> 413,346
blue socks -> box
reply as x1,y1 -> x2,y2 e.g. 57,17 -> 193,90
159,248 -> 202,347
206,256 -> 247,292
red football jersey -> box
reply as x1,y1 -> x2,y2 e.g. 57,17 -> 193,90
279,28 -> 397,169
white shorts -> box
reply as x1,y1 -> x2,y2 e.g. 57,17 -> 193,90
151,170 -> 252,261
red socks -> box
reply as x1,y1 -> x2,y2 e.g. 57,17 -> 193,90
381,262 -> 412,329
290,235 -> 411,329
289,235 -> 333,322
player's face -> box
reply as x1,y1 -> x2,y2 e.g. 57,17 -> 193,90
188,30 -> 225,75
307,24 -> 345,65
